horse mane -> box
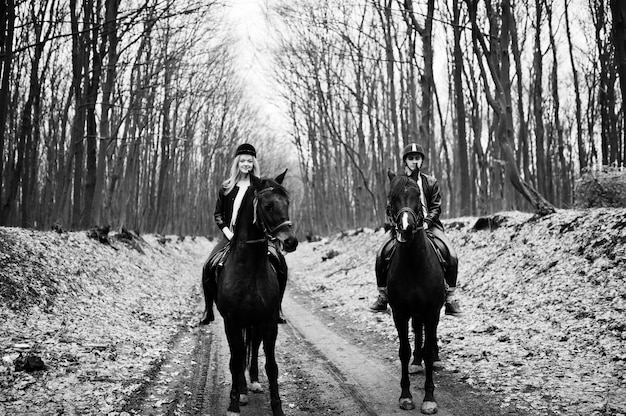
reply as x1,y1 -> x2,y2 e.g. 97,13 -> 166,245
389,175 -> 419,199
261,178 -> 290,202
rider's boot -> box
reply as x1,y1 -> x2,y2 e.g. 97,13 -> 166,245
444,287 -> 463,316
369,287 -> 388,312
269,245 -> 288,324
277,263 -> 288,324
442,247 -> 462,317
199,264 -> 215,325
370,237 -> 394,312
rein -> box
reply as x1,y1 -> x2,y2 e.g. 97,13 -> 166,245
243,238 -> 267,244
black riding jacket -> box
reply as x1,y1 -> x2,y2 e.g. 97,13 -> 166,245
213,175 -> 263,232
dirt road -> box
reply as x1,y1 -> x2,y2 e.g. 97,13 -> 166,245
123,287 -> 536,416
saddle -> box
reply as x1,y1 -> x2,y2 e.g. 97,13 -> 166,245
384,232 -> 448,271
426,232 -> 448,269
208,242 -> 285,281
208,243 -> 231,280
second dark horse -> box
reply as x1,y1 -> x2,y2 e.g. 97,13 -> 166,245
216,170 -> 298,416
386,170 -> 445,414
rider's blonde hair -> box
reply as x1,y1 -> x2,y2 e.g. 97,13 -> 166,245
222,154 -> 261,195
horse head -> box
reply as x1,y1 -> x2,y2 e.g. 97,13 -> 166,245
255,169 -> 299,252
387,170 -> 425,243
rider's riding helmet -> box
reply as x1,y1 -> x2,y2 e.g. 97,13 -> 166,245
235,143 -> 257,158
402,143 -> 425,161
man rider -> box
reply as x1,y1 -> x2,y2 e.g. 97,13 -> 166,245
369,143 -> 463,316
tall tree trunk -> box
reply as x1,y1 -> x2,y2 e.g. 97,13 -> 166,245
0,0 -> 14,225
377,0 -> 400,163
533,0 -> 547,198
94,0 -> 119,225
565,0 -> 586,171
595,1 -> 619,167
82,0 -> 105,227
18,3 -> 47,227
509,5 -> 532,190
546,0 -> 570,205
401,0 -> 419,142
611,0 -> 626,165
156,63 -> 172,231
420,0 -> 435,164
70,0 -> 89,228
453,0 -> 470,215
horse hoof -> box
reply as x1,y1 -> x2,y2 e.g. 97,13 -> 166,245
409,364 -> 423,374
421,401 -> 438,414
249,381 -> 264,393
239,394 -> 248,405
399,398 -> 415,410
271,401 -> 285,416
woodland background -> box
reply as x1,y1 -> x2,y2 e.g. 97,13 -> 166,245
0,0 -> 625,238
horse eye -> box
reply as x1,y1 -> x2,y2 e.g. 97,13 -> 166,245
264,204 -> 273,212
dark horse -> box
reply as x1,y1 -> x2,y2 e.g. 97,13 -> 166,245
215,170 -> 298,416
386,171 -> 445,414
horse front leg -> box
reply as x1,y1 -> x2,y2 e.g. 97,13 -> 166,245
421,315 -> 440,415
238,359 -> 248,405
409,318 -> 423,374
249,327 -> 264,393
262,322 -> 284,416
224,320 -> 245,415
393,312 -> 414,410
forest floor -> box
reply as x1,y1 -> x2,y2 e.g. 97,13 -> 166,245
0,230 -> 211,415
0,207 -> 625,415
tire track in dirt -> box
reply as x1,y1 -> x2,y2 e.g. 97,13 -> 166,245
120,296 -> 231,416
283,285 -> 542,416
282,290 -> 452,416
198,307 -> 378,416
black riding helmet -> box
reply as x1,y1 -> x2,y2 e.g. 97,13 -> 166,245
402,143 -> 425,161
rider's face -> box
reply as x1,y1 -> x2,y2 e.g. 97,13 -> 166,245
405,154 -> 423,172
238,155 -> 254,175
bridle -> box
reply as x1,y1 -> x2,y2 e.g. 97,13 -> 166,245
394,207 -> 423,234
254,187 -> 293,239
390,181 -> 424,237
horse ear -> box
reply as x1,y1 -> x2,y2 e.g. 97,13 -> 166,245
275,168 -> 288,184
387,168 -> 396,181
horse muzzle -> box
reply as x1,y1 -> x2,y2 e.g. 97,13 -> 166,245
282,235 -> 298,252
274,229 -> 298,252
395,225 -> 418,243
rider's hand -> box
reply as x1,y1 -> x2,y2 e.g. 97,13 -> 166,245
222,227 -> 234,240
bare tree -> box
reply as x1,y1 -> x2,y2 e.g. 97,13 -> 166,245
545,0 -> 571,205
565,0 -> 586,171
611,0 -> 626,165
0,0 -> 15,225
466,0 -> 555,214
452,0 -> 470,215
93,0 -> 119,225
